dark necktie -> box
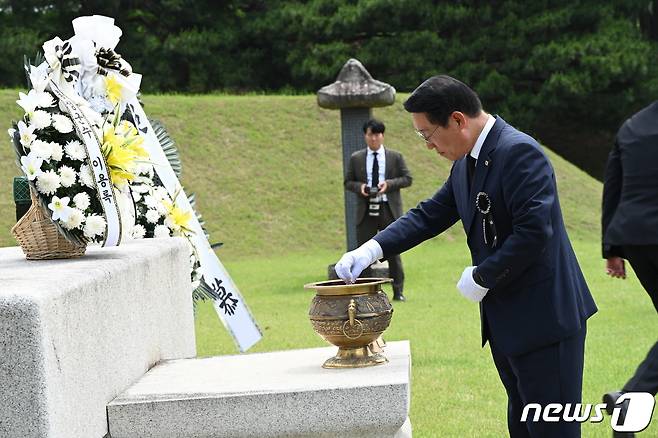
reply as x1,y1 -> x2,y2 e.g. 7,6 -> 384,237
467,155 -> 476,189
372,152 -> 379,187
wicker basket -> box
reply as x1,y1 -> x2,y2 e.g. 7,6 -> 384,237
11,188 -> 86,260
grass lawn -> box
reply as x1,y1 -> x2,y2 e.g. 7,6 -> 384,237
196,237 -> 657,437
0,91 -> 601,252
1,91 -> 655,436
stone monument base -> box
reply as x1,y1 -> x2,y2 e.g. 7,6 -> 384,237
108,341 -> 412,438
0,239 -> 195,438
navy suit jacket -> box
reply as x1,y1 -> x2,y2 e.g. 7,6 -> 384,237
374,117 -> 597,356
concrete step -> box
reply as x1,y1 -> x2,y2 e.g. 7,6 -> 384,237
108,340 -> 411,438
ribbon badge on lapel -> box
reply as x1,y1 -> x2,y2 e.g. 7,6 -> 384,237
476,191 -> 497,248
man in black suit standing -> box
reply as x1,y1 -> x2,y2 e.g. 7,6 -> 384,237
344,119 -> 412,301
602,101 -> 658,437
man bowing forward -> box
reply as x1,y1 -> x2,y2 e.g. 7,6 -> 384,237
335,75 -> 597,438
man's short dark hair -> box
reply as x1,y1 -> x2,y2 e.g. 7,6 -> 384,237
403,75 -> 482,126
363,119 -> 386,134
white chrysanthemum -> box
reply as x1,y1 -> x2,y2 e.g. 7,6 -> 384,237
130,224 -> 146,239
30,139 -> 53,160
156,201 -> 168,216
136,162 -> 154,178
62,208 -> 85,230
47,195 -> 71,221
36,170 -> 60,195
52,114 -> 74,133
143,195 -> 159,209
30,110 -> 51,130
73,192 -> 90,211
20,153 -> 44,181
59,166 -> 77,187
153,224 -> 171,238
133,184 -> 150,194
145,209 -> 161,224
79,164 -> 94,187
34,91 -> 55,108
133,175 -> 153,186
64,140 -> 86,161
17,121 -> 36,147
153,186 -> 168,200
50,142 -> 63,161
115,188 -> 136,231
84,214 -> 106,238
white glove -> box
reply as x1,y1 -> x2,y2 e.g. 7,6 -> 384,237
457,266 -> 489,302
334,239 -> 383,284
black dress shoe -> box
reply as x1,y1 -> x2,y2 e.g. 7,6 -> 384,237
603,391 -> 624,415
393,293 -> 406,301
603,391 -> 635,438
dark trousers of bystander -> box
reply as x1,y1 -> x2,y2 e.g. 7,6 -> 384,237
356,202 -> 404,296
621,245 -> 658,396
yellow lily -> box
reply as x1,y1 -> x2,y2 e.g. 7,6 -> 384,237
101,119 -> 149,188
163,200 -> 193,234
104,75 -> 124,105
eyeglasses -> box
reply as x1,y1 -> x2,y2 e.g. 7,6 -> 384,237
415,125 -> 440,143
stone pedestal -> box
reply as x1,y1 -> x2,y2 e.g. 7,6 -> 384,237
340,107 -> 373,250
0,238 -> 196,438
108,340 -> 412,438
317,58 -> 396,252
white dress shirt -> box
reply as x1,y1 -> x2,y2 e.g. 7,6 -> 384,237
470,114 -> 496,161
366,145 -> 387,201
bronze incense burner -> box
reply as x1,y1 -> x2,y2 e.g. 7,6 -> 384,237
305,278 -> 393,368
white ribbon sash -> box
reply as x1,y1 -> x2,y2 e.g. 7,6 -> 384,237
126,97 -> 262,352
49,80 -> 122,246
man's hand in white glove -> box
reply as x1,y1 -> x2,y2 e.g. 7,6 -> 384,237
334,239 -> 383,284
457,266 -> 489,302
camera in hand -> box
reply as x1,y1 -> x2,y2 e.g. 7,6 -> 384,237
368,185 -> 381,217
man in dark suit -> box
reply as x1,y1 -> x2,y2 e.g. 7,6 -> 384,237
344,119 -> 412,301
601,100 -> 658,437
335,75 -> 597,437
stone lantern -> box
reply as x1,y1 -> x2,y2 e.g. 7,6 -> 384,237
317,59 -> 396,252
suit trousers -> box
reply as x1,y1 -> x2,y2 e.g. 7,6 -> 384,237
621,245 -> 658,396
490,324 -> 587,438
356,201 -> 404,295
